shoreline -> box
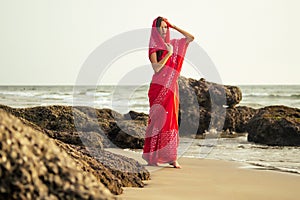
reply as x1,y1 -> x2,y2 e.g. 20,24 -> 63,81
105,148 -> 300,199
107,144 -> 300,176
119,156 -> 300,200
107,147 -> 300,176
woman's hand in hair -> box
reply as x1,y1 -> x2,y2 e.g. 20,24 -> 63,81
163,18 -> 174,28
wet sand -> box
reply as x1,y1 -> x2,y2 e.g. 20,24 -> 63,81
107,149 -> 300,200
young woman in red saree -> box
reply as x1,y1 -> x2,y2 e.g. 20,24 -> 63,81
142,17 -> 194,168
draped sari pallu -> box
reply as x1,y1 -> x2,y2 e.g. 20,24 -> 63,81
142,18 -> 190,165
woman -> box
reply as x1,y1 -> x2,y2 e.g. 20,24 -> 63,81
142,16 -> 194,168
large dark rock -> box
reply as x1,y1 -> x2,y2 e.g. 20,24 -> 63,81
0,104 -> 147,149
0,104 -> 112,148
0,109 -> 114,199
55,141 -> 123,195
177,76 -> 201,136
0,105 -> 151,195
178,77 -> 242,109
86,150 -> 150,188
124,110 -> 149,121
246,105 -> 300,146
56,141 -> 150,194
224,106 -> 258,133
179,106 -> 228,136
108,120 -> 146,149
178,76 -> 243,136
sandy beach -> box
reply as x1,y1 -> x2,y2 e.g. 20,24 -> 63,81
116,151 -> 300,200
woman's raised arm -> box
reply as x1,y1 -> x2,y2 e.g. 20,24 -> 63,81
164,18 -> 195,43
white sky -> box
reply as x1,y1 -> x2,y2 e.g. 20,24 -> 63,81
0,0 -> 299,85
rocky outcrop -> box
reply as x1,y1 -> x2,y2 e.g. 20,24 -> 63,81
107,120 -> 146,149
178,76 -> 249,136
246,105 -> 300,146
223,106 -> 258,133
177,77 -> 300,145
178,77 -> 242,109
0,109 -> 114,199
0,105 -> 150,195
88,149 -> 150,187
0,104 -> 146,149
56,141 -> 149,194
54,141 -> 123,195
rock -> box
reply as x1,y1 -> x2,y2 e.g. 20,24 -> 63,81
55,141 -> 123,195
83,150 -> 150,188
179,106 -> 224,137
0,105 -> 151,195
178,76 -> 243,136
0,109 -> 114,199
246,105 -> 300,146
2,104 -> 148,149
178,76 -> 242,108
224,106 -> 258,133
124,110 -> 149,122
56,134 -> 150,189
178,76 -> 201,136
107,120 -> 146,149
179,77 -> 211,108
0,104 -> 111,149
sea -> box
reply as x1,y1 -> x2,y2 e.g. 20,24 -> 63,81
0,84 -> 299,174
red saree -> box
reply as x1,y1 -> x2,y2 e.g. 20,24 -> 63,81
142,17 -> 190,165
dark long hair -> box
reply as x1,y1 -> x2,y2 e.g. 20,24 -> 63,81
155,17 -> 164,61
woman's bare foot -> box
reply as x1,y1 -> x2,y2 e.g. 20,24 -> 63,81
169,161 -> 181,169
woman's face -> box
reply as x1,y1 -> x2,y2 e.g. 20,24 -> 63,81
159,21 -> 168,39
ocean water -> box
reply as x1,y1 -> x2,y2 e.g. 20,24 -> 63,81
238,85 -> 300,109
0,84 -> 299,174
1,85 -> 300,112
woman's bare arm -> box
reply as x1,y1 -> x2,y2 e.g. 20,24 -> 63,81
173,25 -> 194,43
150,44 -> 173,73
164,18 -> 194,43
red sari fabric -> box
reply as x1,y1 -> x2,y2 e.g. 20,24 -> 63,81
142,17 -> 190,164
